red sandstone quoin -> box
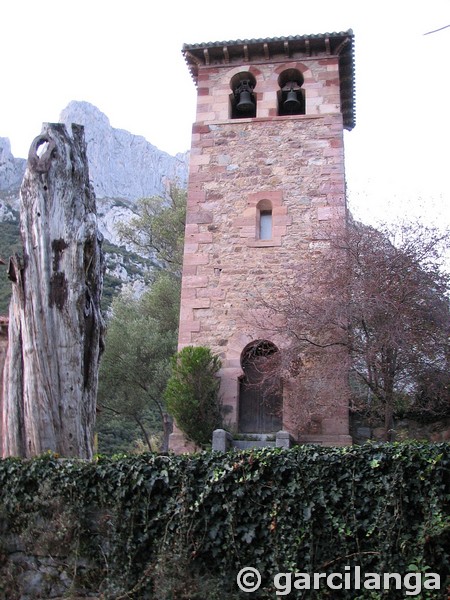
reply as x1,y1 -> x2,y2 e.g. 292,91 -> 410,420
0,316 -> 8,450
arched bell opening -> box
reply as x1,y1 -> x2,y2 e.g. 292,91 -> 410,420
277,69 -> 305,116
230,72 -> 257,119
238,340 -> 283,433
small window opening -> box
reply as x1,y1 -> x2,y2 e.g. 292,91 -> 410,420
259,210 -> 272,240
256,199 -> 273,241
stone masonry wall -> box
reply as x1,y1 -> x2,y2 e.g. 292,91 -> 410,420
171,53 -> 352,452
194,57 -> 342,123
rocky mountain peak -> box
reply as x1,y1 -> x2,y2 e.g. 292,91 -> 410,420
0,137 -> 26,192
59,101 -> 189,201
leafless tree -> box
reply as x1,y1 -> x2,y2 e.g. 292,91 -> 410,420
258,218 -> 450,441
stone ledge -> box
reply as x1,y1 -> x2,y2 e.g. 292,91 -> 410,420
212,429 -> 296,451
299,434 -> 352,447
246,239 -> 283,248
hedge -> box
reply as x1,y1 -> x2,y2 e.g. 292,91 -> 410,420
0,442 -> 449,598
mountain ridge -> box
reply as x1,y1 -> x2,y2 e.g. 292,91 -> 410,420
1,100 -> 189,200
60,101 -> 189,201
0,101 -> 190,313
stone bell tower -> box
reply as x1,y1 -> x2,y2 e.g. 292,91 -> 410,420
169,32 -> 355,452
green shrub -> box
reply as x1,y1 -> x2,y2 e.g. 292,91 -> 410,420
165,345 -> 222,447
0,219 -> 20,314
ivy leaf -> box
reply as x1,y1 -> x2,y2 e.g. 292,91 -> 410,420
243,530 -> 255,544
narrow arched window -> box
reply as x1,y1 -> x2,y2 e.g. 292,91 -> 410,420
256,199 -> 273,240
259,210 -> 272,240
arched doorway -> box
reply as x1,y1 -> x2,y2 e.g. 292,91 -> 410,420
238,340 -> 282,433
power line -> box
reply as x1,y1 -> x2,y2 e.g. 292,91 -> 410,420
424,24 -> 450,35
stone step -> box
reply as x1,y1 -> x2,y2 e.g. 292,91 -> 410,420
232,440 -> 276,450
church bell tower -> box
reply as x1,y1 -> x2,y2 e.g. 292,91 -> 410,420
170,32 -> 356,452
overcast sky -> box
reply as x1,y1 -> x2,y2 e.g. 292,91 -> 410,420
1,0 -> 449,227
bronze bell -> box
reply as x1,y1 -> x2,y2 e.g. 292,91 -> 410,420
235,81 -> 255,113
284,88 -> 302,113
236,90 -> 255,113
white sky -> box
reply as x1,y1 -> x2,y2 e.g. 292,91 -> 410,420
1,0 -> 449,227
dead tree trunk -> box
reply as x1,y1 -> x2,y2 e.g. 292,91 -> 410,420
2,123 -> 105,459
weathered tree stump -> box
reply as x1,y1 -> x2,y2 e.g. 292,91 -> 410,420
2,123 -> 105,458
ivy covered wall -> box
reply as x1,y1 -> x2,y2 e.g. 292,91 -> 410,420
0,443 -> 449,599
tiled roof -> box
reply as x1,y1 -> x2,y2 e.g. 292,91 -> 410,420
182,31 -> 355,130
183,31 -> 354,50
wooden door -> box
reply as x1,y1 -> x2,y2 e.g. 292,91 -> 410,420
238,341 -> 282,433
